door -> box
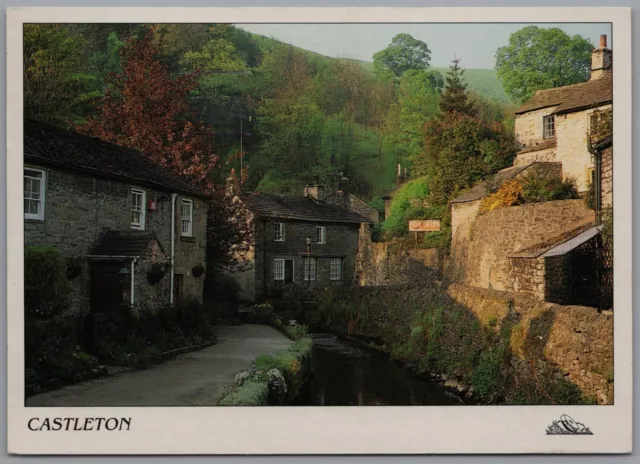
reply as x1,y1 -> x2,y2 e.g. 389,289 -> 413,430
90,261 -> 126,313
284,260 -> 294,284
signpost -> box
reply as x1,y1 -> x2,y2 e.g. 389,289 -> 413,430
408,220 -> 441,244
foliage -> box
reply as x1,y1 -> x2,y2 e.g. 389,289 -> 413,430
584,181 -> 596,210
600,207 -> 613,250
217,338 -> 313,406
415,111 -> 516,205
439,58 -> 476,116
373,33 -> 432,81
79,28 -> 218,190
495,26 -> 593,103
480,178 -> 524,213
24,245 -> 101,395
180,25 -> 246,73
587,108 -> 613,148
470,347 -> 507,399
480,173 -> 580,213
23,24 -> 100,126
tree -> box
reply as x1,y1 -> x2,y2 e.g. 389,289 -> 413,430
439,58 -> 476,116
495,26 -> 593,103
79,28 -> 217,187
373,33 -> 432,81
414,112 -> 516,205
180,25 -> 246,74
79,28 -> 251,270
23,24 -> 100,126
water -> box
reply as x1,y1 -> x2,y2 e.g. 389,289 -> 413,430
298,334 -> 459,406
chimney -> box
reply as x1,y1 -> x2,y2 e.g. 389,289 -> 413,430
590,34 -> 612,80
337,176 -> 350,209
304,183 -> 325,201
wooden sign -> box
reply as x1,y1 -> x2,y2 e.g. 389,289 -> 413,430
408,219 -> 441,232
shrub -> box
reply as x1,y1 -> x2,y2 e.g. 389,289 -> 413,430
521,172 -> 580,203
24,245 -> 70,318
217,380 -> 269,406
480,178 -> 523,213
266,368 -> 288,405
470,347 -> 506,400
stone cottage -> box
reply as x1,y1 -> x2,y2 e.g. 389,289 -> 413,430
226,179 -> 373,302
449,35 -> 613,309
24,119 -> 209,315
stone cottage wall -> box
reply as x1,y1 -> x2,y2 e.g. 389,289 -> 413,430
251,218 -> 361,298
507,257 -> 545,300
450,199 -> 594,292
24,165 -> 207,314
514,147 -> 557,166
601,145 -> 613,209
514,106 -> 558,148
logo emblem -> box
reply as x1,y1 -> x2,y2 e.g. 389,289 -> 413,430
546,414 -> 593,435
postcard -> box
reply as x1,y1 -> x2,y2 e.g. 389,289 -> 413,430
6,6 -> 632,455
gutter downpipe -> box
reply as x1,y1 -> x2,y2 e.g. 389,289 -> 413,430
170,193 -> 178,305
130,258 -> 137,307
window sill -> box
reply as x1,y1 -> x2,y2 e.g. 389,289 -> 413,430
181,236 -> 196,243
25,217 -> 45,223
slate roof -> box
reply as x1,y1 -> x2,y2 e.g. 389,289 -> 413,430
508,222 -> 596,259
515,71 -> 612,115
242,192 -> 373,224
24,119 -> 207,197
450,164 -> 532,204
90,230 -> 164,258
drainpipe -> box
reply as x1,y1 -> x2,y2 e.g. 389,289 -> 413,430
130,258 -> 137,307
594,150 -> 603,226
169,193 -> 178,304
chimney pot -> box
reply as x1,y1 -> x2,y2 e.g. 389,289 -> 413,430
600,34 -> 607,48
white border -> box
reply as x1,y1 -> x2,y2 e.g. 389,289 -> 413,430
6,7 -> 632,455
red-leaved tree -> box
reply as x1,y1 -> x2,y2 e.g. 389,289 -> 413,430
80,28 -> 252,273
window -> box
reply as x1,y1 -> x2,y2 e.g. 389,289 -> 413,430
316,226 -> 326,244
543,115 -> 556,139
131,189 -> 146,230
273,259 -> 285,281
24,168 -> 46,220
588,167 -> 596,185
304,257 -> 317,281
330,258 -> 342,281
274,222 -> 285,241
181,199 -> 193,237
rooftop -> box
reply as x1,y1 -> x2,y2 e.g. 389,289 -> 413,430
515,71 -> 612,116
24,119 -> 208,197
89,230 -> 165,258
242,192 -> 373,224
451,164 -> 533,204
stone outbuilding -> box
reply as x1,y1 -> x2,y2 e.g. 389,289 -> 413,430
24,119 -> 209,315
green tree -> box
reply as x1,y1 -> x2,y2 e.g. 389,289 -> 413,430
495,26 -> 593,103
439,58 -> 476,116
373,33 -> 432,81
414,112 -> 516,205
181,24 -> 246,73
23,24 -> 100,126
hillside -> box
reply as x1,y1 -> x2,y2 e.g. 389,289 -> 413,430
348,58 -> 510,104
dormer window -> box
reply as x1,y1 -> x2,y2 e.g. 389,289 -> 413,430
543,115 -> 556,139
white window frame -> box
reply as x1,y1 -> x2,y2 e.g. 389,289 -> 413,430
316,226 -> 326,244
181,198 -> 194,237
274,222 -> 285,242
330,258 -> 342,281
273,259 -> 285,281
131,188 -> 146,230
24,168 -> 46,220
304,257 -> 317,281
543,115 -> 556,139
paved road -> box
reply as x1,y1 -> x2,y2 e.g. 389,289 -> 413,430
26,325 -> 293,407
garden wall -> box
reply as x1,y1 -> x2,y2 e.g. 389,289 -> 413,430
450,199 -> 594,292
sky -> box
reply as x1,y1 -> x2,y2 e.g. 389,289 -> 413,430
236,23 -> 612,70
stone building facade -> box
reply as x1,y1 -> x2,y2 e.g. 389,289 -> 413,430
24,120 -> 208,315
227,187 -> 372,302
512,34 -> 613,193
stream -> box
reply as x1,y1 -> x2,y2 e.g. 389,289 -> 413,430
296,334 -> 460,406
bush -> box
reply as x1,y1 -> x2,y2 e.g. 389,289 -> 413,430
24,245 -> 70,318
217,338 -> 313,406
471,348 -> 506,400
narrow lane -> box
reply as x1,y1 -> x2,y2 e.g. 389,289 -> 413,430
26,325 -> 293,407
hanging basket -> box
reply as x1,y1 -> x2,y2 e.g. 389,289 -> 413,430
65,257 -> 83,280
147,262 -> 166,286
192,264 -> 205,278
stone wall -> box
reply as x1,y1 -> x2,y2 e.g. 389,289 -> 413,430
447,284 -> 613,404
514,147 -> 557,166
507,257 -> 545,300
450,199 -> 594,292
24,165 -> 207,313
601,146 -> 613,208
514,107 -> 557,148
354,224 -> 440,286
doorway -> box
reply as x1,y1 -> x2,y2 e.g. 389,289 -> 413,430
284,260 -> 294,284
